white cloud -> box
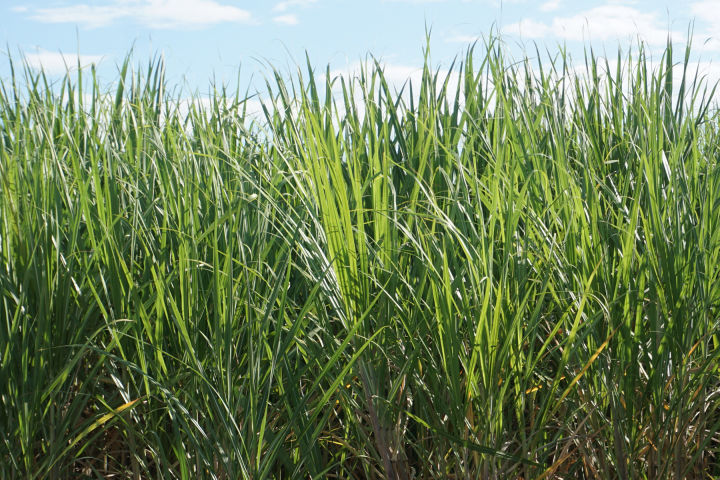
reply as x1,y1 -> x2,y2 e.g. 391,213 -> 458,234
691,0 -> 720,17
691,1 -> 720,51
697,36 -> 720,52
539,0 -> 561,12
29,5 -> 125,27
480,0 -> 530,6
24,0 -> 253,29
317,62 -> 416,122
683,60 -> 720,91
328,62 -> 426,89
326,60 -> 463,110
445,34 -> 482,44
273,14 -> 298,25
272,0 -> 317,12
23,49 -> 104,75
503,19 -> 551,39
503,5 -> 680,45
11,6 -> 29,12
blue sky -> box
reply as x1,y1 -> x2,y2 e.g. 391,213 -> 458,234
2,0 -> 720,96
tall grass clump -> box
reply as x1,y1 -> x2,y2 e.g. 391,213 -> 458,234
1,37 -> 720,479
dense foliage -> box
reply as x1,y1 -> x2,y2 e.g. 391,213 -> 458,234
1,38 -> 720,478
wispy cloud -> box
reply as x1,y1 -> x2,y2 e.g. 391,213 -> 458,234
326,62 -> 424,91
539,0 -> 561,12
23,0 -> 254,29
503,5 -> 680,45
691,1 -> 720,51
445,34 -> 482,44
272,0 -> 318,12
273,14 -> 299,25
685,60 -> 720,90
503,19 -> 551,39
23,49 -> 104,75
327,61 -> 459,94
324,60 -> 463,120
381,0 -> 447,3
